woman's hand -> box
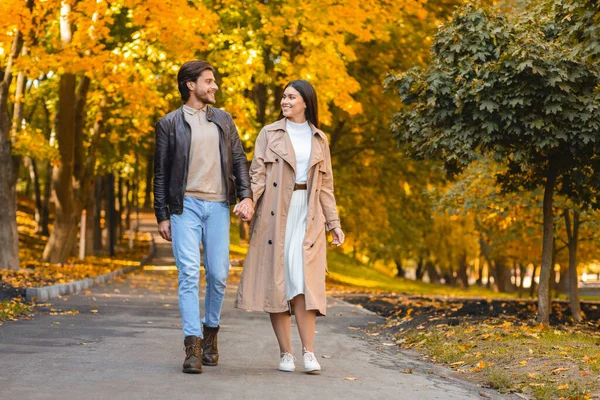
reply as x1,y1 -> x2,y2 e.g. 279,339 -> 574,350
331,227 -> 345,247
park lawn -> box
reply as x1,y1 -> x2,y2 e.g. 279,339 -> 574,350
397,321 -> 600,399
326,250 -> 517,299
343,293 -> 600,400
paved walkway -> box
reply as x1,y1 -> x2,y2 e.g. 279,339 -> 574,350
0,216 -> 517,400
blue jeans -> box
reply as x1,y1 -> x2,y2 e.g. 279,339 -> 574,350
171,196 -> 230,338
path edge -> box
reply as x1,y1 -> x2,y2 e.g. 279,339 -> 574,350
25,235 -> 156,302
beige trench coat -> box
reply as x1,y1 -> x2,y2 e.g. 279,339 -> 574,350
234,118 -> 341,316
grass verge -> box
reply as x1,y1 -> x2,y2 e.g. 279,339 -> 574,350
0,298 -> 32,324
398,321 -> 599,399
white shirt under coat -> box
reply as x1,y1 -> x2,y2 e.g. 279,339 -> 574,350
285,119 -> 312,184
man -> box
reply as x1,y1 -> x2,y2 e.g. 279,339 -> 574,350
154,60 -> 254,374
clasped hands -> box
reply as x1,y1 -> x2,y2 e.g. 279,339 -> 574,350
233,198 -> 255,222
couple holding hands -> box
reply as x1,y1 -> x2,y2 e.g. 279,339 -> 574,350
154,60 -> 344,375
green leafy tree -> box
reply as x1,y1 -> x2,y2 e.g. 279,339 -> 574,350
387,3 -> 600,324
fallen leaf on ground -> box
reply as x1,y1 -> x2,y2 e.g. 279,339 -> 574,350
551,367 -> 569,374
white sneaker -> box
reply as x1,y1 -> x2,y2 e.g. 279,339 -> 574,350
279,352 -> 296,372
303,349 -> 321,374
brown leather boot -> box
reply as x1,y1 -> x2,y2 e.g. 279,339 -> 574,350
182,336 -> 203,374
202,325 -> 220,366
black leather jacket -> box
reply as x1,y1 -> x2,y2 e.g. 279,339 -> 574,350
153,106 -> 252,223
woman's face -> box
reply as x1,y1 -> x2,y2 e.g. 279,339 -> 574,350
280,86 -> 306,122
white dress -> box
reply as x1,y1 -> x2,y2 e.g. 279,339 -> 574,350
284,119 -> 312,301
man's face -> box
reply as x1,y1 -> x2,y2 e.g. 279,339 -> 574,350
187,70 -> 218,105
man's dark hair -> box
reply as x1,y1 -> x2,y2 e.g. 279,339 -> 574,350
277,80 -> 319,128
177,60 -> 214,102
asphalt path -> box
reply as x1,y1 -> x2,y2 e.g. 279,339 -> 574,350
0,218 -> 518,400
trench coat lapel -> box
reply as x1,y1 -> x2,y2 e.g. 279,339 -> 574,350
266,119 -> 296,173
308,123 -> 325,171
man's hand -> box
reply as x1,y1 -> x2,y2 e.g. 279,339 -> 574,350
233,198 -> 254,222
158,220 -> 172,242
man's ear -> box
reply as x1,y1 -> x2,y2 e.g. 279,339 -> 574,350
186,81 -> 195,91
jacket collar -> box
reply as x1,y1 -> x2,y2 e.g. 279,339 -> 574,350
266,118 -> 326,172
178,105 -> 224,134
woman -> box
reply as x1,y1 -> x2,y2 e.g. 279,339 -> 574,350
234,80 -> 345,374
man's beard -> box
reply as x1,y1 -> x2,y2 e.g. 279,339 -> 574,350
198,91 -> 216,104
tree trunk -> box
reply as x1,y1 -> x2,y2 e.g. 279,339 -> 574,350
125,180 -> 132,237
458,251 -> 469,289
24,157 -> 43,229
133,171 -> 140,232
107,174 -> 116,256
537,163 -> 558,324
38,160 -> 51,236
42,73 -> 78,263
84,177 -> 96,256
550,238 -> 558,302
74,95 -> 105,257
494,257 -> 513,293
476,257 -> 483,286
478,229 -> 494,288
512,261 -> 518,288
0,15 -> 30,270
73,76 -> 90,183
93,176 -> 103,252
42,3 -> 79,263
426,260 -> 440,284
564,209 -> 581,322
518,263 -> 527,290
37,102 -> 53,235
530,264 -> 539,298
557,263 -> 568,295
395,258 -> 405,278
117,175 -> 124,239
0,132 -> 19,270
443,266 -> 456,286
415,256 -> 425,280
518,262 -> 527,298
253,82 -> 268,127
